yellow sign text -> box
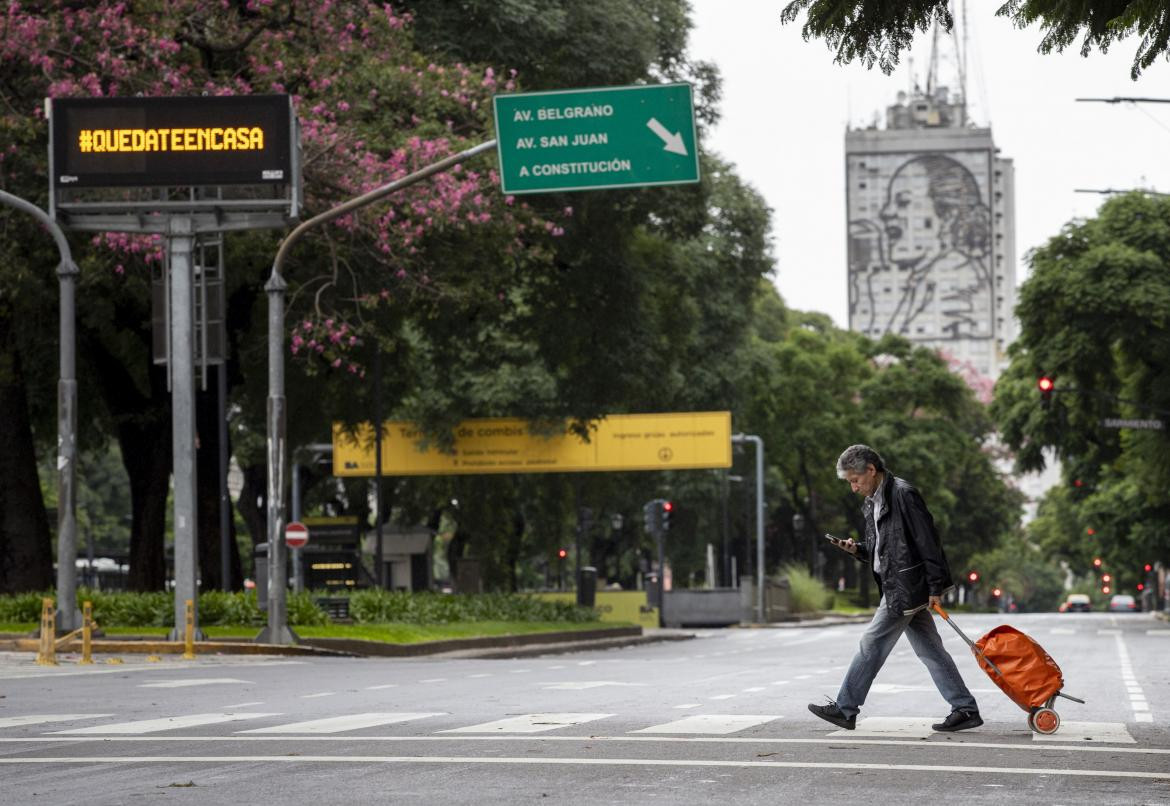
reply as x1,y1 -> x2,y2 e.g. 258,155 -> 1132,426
77,126 -> 265,154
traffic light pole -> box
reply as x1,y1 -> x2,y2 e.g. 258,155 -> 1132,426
732,433 -> 765,623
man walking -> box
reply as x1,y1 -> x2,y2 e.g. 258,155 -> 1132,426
808,444 -> 982,732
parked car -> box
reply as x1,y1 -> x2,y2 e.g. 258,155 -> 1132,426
1108,594 -> 1139,612
1061,593 -> 1092,612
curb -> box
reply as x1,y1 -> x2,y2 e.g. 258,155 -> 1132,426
734,613 -> 874,629
299,626 -> 643,657
0,637 -> 354,658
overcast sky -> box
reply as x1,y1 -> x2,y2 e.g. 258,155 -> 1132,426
688,1 -> 1170,327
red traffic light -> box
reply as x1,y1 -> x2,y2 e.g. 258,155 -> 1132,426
1145,564 -> 1153,572
1102,574 -> 1112,583
1102,585 -> 1111,594
991,587 -> 1002,597
1086,528 -> 1095,536
557,548 -> 567,559
662,501 -> 673,512
1073,479 -> 1083,488
1137,583 -> 1145,591
1037,377 -> 1054,392
967,571 -> 979,583
1093,558 -> 1102,568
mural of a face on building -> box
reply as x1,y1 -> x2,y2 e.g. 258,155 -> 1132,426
850,153 -> 993,340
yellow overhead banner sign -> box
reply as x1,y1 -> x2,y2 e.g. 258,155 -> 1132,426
332,411 -> 731,477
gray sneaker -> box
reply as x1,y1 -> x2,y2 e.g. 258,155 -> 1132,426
932,708 -> 983,732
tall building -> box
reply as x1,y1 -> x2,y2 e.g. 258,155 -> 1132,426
845,86 -> 1016,379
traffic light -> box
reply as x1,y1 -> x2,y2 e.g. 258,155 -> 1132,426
1137,583 -> 1145,591
1038,376 -> 1054,406
1102,574 -> 1111,583
967,571 -> 979,583
1102,585 -> 1111,595
1093,557 -> 1102,568
1145,564 -> 1153,573
1086,528 -> 1095,536
642,500 -> 656,535
557,548 -> 567,560
991,587 -> 1002,598
661,500 -> 673,533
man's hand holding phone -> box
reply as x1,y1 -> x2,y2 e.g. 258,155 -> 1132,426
824,534 -> 858,555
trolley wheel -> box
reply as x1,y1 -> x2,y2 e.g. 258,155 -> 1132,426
1032,707 -> 1060,735
1026,709 -> 1038,732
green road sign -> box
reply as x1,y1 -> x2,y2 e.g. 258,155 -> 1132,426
493,83 -> 699,194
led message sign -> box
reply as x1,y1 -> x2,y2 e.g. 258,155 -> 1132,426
49,95 -> 293,188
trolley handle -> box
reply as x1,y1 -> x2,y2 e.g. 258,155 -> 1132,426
931,602 -> 1005,678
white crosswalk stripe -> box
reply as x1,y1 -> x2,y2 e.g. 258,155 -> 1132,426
139,678 -> 251,688
631,715 -> 782,734
238,713 -> 445,734
441,713 -> 613,734
0,715 -> 113,730
1031,721 -> 1135,744
50,713 -> 279,734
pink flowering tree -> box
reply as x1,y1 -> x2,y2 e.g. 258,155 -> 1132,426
0,0 -> 559,589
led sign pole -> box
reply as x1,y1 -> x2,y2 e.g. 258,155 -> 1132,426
0,190 -> 80,631
261,138 -> 498,644
48,95 -> 298,643
732,433 -> 765,623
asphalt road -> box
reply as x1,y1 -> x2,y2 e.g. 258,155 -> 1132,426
1,611 -> 1167,805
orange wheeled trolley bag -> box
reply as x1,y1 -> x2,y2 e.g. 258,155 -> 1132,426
932,604 -> 1084,734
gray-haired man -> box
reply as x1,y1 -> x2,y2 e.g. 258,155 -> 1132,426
808,444 -> 981,732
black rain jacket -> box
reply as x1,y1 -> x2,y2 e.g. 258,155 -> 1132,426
852,472 -> 955,616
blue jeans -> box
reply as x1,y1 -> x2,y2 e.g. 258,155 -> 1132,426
835,597 -> 978,719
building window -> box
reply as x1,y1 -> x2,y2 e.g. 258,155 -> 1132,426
923,217 -> 932,229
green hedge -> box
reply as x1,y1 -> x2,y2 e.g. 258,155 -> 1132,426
0,589 -> 596,627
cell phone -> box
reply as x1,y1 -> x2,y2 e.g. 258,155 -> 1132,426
824,533 -> 842,544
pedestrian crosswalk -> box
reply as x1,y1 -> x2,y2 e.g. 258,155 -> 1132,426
0,711 -> 1138,744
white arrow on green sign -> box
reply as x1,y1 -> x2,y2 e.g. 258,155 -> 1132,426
493,83 -> 700,194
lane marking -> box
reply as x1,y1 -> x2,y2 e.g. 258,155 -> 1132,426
220,702 -> 264,709
708,694 -> 736,701
440,713 -> 614,734
1031,722 -> 1135,744
632,715 -> 782,735
50,712 -> 279,734
1145,630 -> 1170,637
0,660 -> 304,681
364,685 -> 397,691
0,715 -> 112,730
830,717 -> 935,739
673,704 -> 702,709
300,692 -> 335,699
1115,634 -> 1152,723
419,678 -> 447,684
5,734 -> 1166,754
1,754 -> 1166,779
139,678 -> 251,689
238,713 -> 445,734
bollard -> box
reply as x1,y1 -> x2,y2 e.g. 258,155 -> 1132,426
35,598 -> 57,666
182,598 -> 196,660
79,601 -> 94,665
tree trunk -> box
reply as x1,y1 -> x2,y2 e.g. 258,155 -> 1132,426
86,333 -> 172,592
195,383 -> 242,589
236,462 -> 267,557
0,307 -> 53,593
118,416 -> 171,591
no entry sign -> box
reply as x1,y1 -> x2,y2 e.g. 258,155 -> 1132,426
285,521 -> 309,550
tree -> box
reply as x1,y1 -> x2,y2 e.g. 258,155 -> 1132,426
992,191 -> 1170,580
780,0 -> 1170,78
